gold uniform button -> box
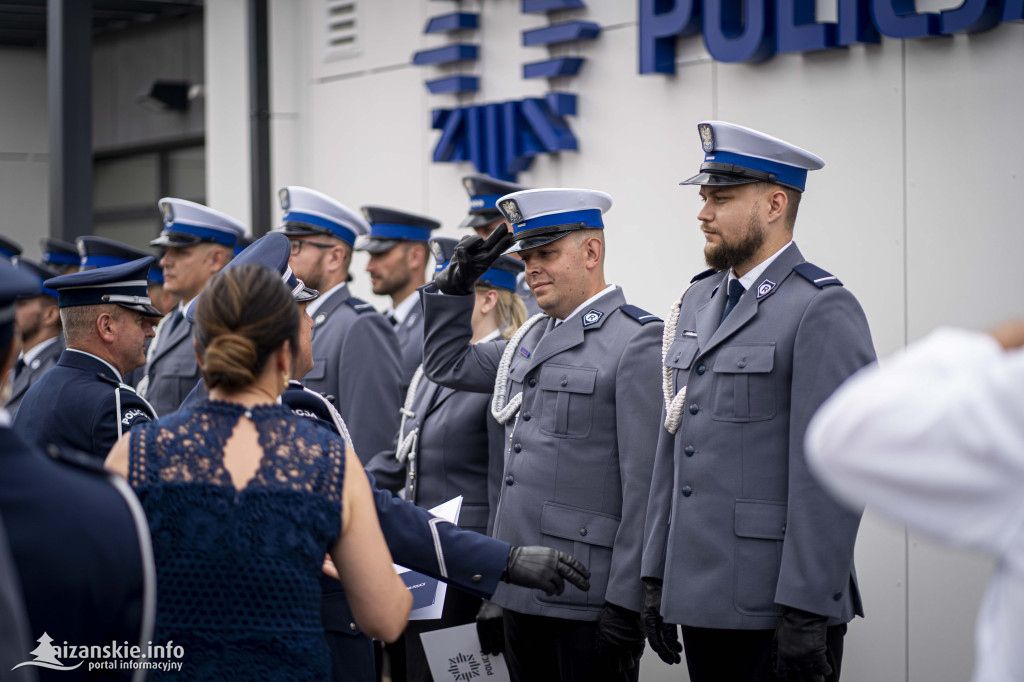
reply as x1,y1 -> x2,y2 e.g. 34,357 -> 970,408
471,574 -> 482,582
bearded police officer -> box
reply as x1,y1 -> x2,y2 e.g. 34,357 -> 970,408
640,122 -> 876,682
274,186 -> 404,461
458,174 -> 540,316
5,258 -> 63,417
140,198 -> 244,415
357,206 -> 440,391
422,188 -> 663,682
14,258 -> 162,460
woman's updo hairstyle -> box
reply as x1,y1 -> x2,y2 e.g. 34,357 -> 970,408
194,263 -> 299,392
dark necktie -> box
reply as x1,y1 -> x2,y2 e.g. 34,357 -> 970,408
167,309 -> 184,335
387,313 -> 398,327
13,357 -> 25,379
720,279 -> 745,324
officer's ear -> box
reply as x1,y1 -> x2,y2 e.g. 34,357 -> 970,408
95,310 -> 118,343
42,301 -> 61,328
764,187 -> 789,228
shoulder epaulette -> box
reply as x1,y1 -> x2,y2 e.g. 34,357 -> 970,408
344,296 -> 378,314
44,443 -> 107,474
793,263 -> 843,288
690,268 -> 717,284
619,304 -> 662,325
96,372 -> 121,387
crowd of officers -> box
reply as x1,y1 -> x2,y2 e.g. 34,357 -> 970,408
2,121 -> 885,682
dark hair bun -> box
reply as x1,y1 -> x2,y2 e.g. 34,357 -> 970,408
202,332 -> 259,392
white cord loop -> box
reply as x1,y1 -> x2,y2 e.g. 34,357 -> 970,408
490,312 -> 547,425
396,365 -> 426,463
662,286 -> 692,435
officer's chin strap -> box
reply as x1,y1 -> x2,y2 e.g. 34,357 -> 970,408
490,312 -> 548,425
395,365 -> 425,464
662,285 -> 692,435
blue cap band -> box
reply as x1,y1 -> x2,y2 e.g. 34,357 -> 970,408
41,286 -> 59,300
512,208 -> 604,236
704,151 -> 809,191
44,251 -> 79,266
148,268 -> 164,285
369,223 -> 434,242
0,247 -> 16,260
284,211 -> 358,246
165,222 -> 238,247
82,254 -> 133,269
469,193 -> 504,211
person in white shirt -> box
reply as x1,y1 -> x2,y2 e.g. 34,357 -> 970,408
806,319 -> 1024,682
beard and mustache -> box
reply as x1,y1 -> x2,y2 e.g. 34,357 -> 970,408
703,210 -> 766,272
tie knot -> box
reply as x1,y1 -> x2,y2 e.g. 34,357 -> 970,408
728,279 -> 745,303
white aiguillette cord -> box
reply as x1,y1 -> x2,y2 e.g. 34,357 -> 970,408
662,284 -> 692,435
395,365 -> 425,464
490,312 -> 547,425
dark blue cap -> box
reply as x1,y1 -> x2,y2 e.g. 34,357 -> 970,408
356,206 -> 441,253
77,235 -> 155,270
0,235 -> 23,262
11,257 -> 59,300
184,233 -> 319,323
429,237 -> 524,292
460,174 -> 529,228
0,258 -> 42,333
44,257 -> 162,317
40,237 -> 80,268
148,264 -> 165,285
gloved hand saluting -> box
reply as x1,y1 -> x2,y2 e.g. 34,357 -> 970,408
434,225 -> 514,296
475,601 -> 505,655
501,545 -> 590,596
774,607 -> 833,682
641,577 -> 682,664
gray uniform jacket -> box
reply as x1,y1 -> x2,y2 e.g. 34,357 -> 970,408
365,372 -> 505,536
641,243 -> 876,630
5,335 -> 64,418
421,283 -> 663,620
142,309 -> 198,417
305,284 -> 403,463
393,293 -> 425,393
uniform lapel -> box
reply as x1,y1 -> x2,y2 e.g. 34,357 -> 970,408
694,272 -> 729,350
149,311 -> 191,365
698,243 -> 805,359
524,287 -> 625,373
310,286 -> 351,338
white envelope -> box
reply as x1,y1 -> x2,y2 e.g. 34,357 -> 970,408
419,623 -> 510,682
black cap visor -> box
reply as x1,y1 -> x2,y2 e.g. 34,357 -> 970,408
274,222 -> 336,238
118,301 -> 164,317
354,236 -> 401,254
150,231 -> 207,248
681,162 -> 804,192
504,229 -> 574,255
459,212 -> 502,229
295,285 -> 320,303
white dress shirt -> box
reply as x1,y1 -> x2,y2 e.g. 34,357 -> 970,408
806,327 -> 1024,682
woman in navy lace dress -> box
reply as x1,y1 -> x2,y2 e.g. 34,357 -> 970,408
106,264 -> 411,680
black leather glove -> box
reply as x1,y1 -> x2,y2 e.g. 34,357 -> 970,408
434,225 -> 513,295
476,601 -> 505,655
641,578 -> 682,665
500,545 -> 591,596
595,602 -> 646,672
774,607 -> 833,682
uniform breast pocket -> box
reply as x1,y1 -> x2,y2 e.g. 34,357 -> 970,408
538,364 -> 597,439
710,345 -> 776,422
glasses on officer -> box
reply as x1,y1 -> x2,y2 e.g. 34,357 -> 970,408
289,240 -> 335,255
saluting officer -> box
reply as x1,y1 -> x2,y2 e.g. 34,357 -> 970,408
0,257 -> 154,674
40,237 -> 81,274
274,186 -> 404,461
14,258 -> 162,460
423,188 -> 663,682
140,198 -> 244,415
640,122 -> 876,682
356,205 -> 441,393
459,174 -> 540,316
5,258 -> 63,417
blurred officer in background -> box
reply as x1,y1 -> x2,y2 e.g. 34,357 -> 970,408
139,198 -> 243,415
275,186 -> 403,461
14,258 -> 161,459
40,237 -> 80,274
0,236 -> 22,262
424,187 -> 663,682
358,206 -> 440,392
5,258 -> 62,417
641,121 -> 876,682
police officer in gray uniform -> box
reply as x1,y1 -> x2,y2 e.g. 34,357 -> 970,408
641,122 -> 876,682
275,186 -> 404,461
140,198 -> 244,416
458,174 -> 540,316
5,258 -> 63,418
357,206 -> 441,392
423,188 -> 663,682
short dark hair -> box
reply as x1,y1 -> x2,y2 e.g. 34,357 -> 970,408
194,264 -> 299,392
755,181 -> 802,228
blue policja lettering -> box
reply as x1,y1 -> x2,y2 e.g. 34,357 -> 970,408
638,0 -> 1013,71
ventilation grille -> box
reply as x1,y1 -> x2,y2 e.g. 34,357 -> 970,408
324,0 -> 360,60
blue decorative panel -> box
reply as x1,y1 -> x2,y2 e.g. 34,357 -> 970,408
869,0 -> 941,38
426,75 -> 480,94
522,0 -> 586,13
412,43 -> 479,66
425,12 -> 479,33
523,57 -> 585,79
940,0 -> 1002,33
702,0 -> 776,63
777,0 -> 837,53
522,21 -> 601,46
545,92 -> 577,116
638,0 -> 702,74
